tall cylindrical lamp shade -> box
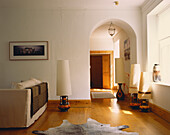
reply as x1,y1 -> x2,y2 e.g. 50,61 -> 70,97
129,64 -> 141,93
57,60 -> 72,96
115,58 -> 125,100
138,72 -> 151,99
115,58 -> 125,83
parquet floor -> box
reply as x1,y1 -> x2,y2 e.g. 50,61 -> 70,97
0,96 -> 169,135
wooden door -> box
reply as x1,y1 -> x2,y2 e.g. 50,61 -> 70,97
102,54 -> 110,89
90,51 -> 113,89
90,55 -> 103,88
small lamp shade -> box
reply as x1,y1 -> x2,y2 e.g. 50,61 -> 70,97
129,64 -> 141,93
57,60 -> 72,96
115,58 -> 125,83
138,72 -> 151,99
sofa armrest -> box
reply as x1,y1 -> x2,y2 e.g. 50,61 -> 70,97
0,89 -> 31,128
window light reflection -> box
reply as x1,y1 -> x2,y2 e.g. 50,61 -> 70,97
108,107 -> 120,113
122,110 -> 133,115
92,89 -> 112,92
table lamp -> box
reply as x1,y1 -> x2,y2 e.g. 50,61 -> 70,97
57,60 -> 72,112
115,58 -> 125,100
129,64 -> 141,107
138,72 -> 151,111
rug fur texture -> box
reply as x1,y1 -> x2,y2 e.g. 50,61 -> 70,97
33,118 -> 138,135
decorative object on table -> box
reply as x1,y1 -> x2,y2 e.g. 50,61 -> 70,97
138,72 -> 151,112
124,38 -> 130,60
108,22 -> 116,37
129,64 -> 141,107
115,58 -> 125,100
91,92 -> 115,99
9,41 -> 48,60
32,118 -> 139,135
153,64 -> 161,82
57,60 -> 72,112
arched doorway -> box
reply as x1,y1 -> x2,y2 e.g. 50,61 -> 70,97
90,19 -> 137,95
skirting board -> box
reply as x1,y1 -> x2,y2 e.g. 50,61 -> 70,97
150,103 -> 170,123
48,100 -> 91,108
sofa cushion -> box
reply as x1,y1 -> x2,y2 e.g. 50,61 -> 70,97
30,78 -> 42,85
11,78 -> 42,89
17,79 -> 37,89
11,82 -> 18,89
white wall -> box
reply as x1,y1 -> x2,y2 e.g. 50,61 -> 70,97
0,7 -> 143,100
151,84 -> 170,111
113,30 -> 130,94
158,6 -> 170,40
141,0 -> 163,71
90,38 -> 114,51
147,15 -> 159,72
142,0 -> 170,111
158,7 -> 170,84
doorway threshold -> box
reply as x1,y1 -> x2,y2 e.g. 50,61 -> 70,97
90,89 -> 117,99
90,89 -> 112,92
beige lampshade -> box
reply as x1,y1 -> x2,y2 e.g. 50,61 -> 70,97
57,60 -> 72,96
138,72 -> 151,99
129,64 -> 141,93
115,58 -> 125,83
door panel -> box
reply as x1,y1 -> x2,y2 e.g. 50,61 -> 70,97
90,55 -> 103,88
102,55 -> 110,89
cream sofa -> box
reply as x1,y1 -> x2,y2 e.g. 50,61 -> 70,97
0,79 -> 48,128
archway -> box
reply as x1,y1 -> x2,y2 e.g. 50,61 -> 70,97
89,19 -> 137,95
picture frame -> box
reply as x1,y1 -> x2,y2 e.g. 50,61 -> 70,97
9,41 -> 48,60
124,38 -> 130,60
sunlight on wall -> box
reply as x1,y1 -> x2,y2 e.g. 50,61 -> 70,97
114,40 -> 120,87
160,38 -> 170,84
148,5 -> 170,85
114,40 -> 120,58
158,6 -> 170,84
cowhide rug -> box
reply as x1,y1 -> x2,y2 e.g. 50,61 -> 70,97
32,118 -> 139,135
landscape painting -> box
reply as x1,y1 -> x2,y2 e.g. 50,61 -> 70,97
9,41 -> 48,60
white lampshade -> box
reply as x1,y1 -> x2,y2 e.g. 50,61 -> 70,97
138,72 -> 151,99
115,58 -> 125,83
57,60 -> 72,96
129,64 -> 141,93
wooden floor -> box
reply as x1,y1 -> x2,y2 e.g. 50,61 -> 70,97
0,98 -> 170,135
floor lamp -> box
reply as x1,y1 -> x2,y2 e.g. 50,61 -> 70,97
115,58 -> 125,100
138,72 -> 151,111
129,64 -> 141,107
57,60 -> 72,112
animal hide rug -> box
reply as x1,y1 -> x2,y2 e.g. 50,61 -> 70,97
32,118 -> 139,135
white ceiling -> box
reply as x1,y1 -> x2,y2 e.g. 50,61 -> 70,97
0,0 -> 147,9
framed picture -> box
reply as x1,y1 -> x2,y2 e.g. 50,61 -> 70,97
9,41 -> 48,60
124,38 -> 130,60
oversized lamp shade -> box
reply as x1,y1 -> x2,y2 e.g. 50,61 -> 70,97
129,64 -> 141,93
138,72 -> 151,99
115,58 -> 125,83
57,60 -> 72,96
